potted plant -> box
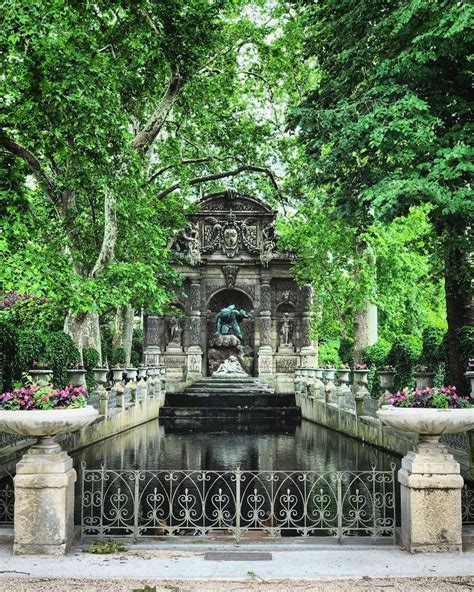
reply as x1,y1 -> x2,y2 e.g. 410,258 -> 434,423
29,361 -> 53,385
0,379 -> 98,555
413,365 -> 435,389
67,363 -> 87,387
377,386 -> 474,444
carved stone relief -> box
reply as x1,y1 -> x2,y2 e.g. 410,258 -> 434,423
146,316 -> 160,347
190,316 -> 201,346
275,357 -> 298,374
189,283 -> 201,311
260,284 -> 272,311
260,316 -> 272,346
222,265 -> 239,290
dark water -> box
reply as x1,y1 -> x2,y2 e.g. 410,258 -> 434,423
73,418 -> 401,473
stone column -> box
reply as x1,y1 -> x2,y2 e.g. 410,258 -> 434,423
187,281 -> 203,380
300,284 -> 316,368
399,436 -> 464,552
14,438 -> 76,555
143,315 -> 161,366
258,281 -> 274,379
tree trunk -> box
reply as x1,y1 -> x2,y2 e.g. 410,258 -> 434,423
112,305 -> 135,365
353,301 -> 378,364
444,238 -> 472,392
64,311 -> 102,363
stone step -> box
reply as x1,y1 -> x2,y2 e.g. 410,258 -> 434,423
165,393 -> 295,408
159,406 -> 301,419
185,387 -> 273,394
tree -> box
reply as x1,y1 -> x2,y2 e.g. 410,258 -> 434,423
291,0 -> 473,387
1,0 -> 290,358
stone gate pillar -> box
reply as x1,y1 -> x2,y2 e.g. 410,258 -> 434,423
187,281 -> 203,380
143,314 -> 161,366
300,284 -> 316,368
258,280 -> 274,380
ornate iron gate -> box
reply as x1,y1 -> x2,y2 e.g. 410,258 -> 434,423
81,464 -> 397,542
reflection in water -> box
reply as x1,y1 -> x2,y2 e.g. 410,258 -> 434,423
73,418 -> 401,473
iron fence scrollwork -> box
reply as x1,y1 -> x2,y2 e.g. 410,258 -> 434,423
81,465 -> 397,543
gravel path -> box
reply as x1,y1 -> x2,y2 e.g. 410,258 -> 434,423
0,577 -> 473,592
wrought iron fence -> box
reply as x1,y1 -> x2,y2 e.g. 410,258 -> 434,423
81,465 -> 397,543
0,472 -> 14,524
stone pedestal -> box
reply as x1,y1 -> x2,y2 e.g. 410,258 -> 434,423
398,435 -> 464,553
143,345 -> 161,367
300,345 -> 316,369
14,438 -> 76,555
187,345 -> 203,380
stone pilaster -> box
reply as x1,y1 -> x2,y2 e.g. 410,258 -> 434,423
258,281 -> 273,379
187,281 -> 203,379
300,284 -> 316,367
398,437 -> 464,553
14,439 -> 76,555
143,314 -> 161,366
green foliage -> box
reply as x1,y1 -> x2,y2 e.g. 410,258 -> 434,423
83,348 -> 100,391
421,327 -> 446,368
82,539 -> 127,554
338,339 -> 354,366
388,335 -> 422,390
16,329 -> 45,373
131,327 -> 144,367
43,332 -> 80,388
110,347 -> 126,368
457,326 -> 474,372
0,317 -> 18,390
362,340 -> 391,368
318,340 -> 341,367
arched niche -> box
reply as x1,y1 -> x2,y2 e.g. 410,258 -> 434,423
206,288 -> 255,376
275,302 -> 296,350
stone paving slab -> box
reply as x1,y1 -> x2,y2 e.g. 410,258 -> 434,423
0,543 -> 473,586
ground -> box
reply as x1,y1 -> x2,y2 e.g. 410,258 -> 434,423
0,577 -> 474,592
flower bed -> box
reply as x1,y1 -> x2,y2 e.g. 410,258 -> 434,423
388,385 -> 472,409
0,382 -> 87,410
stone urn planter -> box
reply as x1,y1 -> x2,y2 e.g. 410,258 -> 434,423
66,368 -> 87,387
29,369 -> 53,384
93,368 -> 108,386
377,406 -> 474,553
138,367 -> 148,380
0,406 -> 98,555
125,367 -> 138,381
112,367 -> 125,385
464,370 -> 474,399
413,371 -> 435,389
378,370 -> 396,391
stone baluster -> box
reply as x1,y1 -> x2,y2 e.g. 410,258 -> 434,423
314,368 -> 325,400
112,368 -> 125,409
324,368 -> 336,404
294,369 -> 302,396
336,368 -> 350,408
159,363 -> 167,398
93,368 -> 109,416
465,368 -> 474,400
136,366 -> 148,402
125,367 -> 138,403
353,369 -> 369,416
146,367 -> 156,398
307,368 -> 317,398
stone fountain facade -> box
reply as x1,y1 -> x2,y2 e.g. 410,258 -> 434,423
143,189 -> 316,393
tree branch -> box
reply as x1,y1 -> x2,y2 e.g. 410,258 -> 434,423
155,164 -> 282,199
0,132 -> 57,203
90,191 -> 117,277
132,67 -> 184,154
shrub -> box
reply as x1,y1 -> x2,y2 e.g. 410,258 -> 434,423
457,326 -> 474,373
388,335 -> 422,390
131,327 -> 144,366
0,317 -> 18,390
43,332 -> 80,387
338,338 -> 354,366
110,347 -> 126,367
362,339 -> 391,367
83,348 -> 100,391
421,327 -> 446,368
16,328 -> 45,372
318,339 -> 341,367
